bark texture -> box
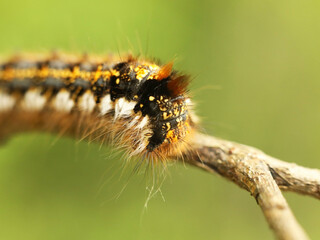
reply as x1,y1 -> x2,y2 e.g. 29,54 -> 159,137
181,133 -> 320,240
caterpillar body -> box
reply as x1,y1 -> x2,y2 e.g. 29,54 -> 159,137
0,53 -> 196,161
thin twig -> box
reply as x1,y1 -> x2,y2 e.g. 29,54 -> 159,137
181,133 -> 320,240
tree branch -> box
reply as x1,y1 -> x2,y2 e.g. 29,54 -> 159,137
181,133 -> 320,240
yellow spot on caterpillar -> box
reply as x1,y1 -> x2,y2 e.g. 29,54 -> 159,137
101,71 -> 111,80
147,73 -> 156,80
116,78 -> 120,84
163,111 -> 172,120
149,96 -> 155,101
38,67 -> 49,78
111,69 -> 120,77
166,129 -> 178,143
135,67 -> 149,80
160,106 -> 167,111
148,64 -> 160,71
73,66 -> 80,76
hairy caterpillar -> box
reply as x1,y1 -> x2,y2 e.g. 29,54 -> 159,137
0,52 -> 197,162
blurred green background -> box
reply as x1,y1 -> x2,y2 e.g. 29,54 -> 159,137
0,0 -> 319,239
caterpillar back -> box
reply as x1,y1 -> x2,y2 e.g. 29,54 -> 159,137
0,53 -> 197,162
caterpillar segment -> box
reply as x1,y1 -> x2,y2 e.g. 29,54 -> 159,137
0,53 -> 196,160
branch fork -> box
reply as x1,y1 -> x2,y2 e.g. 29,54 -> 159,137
181,133 -> 320,240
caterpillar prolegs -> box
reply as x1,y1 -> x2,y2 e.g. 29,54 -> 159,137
0,53 -> 197,161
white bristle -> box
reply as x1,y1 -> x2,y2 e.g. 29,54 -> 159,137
114,98 -> 135,119
21,89 -> 46,111
78,91 -> 96,113
100,94 -> 112,115
53,90 -> 74,112
0,91 -> 16,112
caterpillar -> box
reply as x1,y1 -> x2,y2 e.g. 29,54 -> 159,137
0,52 -> 197,162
